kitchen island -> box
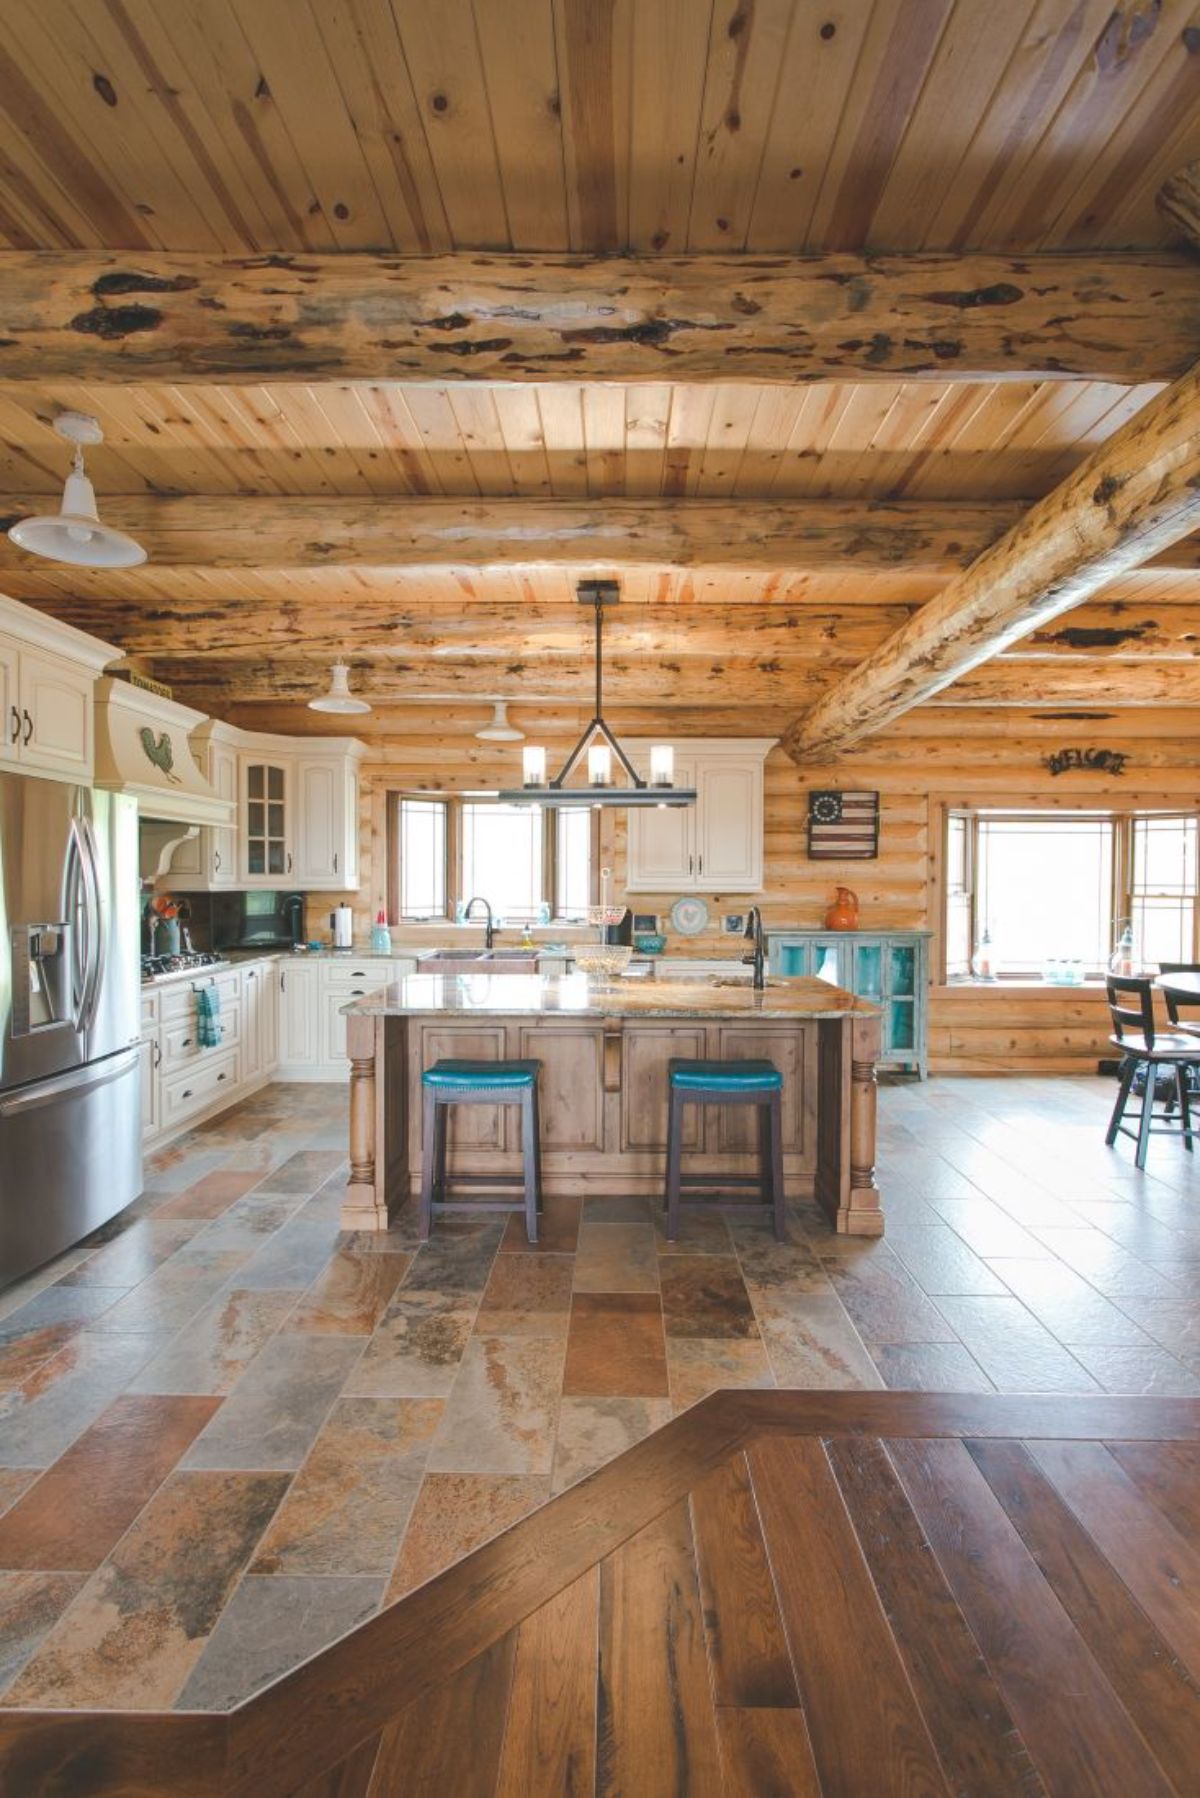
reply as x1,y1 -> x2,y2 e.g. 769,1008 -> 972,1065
341,972 -> 884,1237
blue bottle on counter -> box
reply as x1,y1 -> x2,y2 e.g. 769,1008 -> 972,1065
370,909 -> 392,954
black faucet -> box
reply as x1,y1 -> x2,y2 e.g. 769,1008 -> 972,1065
743,905 -> 767,991
463,895 -> 495,950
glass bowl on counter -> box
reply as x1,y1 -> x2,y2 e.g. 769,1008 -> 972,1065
573,944 -> 634,981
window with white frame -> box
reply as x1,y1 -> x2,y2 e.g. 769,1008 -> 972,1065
944,808 -> 1199,979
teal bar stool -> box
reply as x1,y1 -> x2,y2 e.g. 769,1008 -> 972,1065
665,1059 -> 785,1241
419,1059 -> 543,1242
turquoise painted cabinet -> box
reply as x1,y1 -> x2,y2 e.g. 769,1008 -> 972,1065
766,930 -> 931,1077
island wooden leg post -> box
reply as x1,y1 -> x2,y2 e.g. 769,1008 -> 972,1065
343,1013 -> 385,1231
846,1014 -> 884,1236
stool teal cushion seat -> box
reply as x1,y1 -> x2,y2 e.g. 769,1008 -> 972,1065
422,1058 -> 539,1090
668,1058 -> 782,1092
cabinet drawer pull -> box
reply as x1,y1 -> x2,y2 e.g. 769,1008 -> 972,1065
286,852 -> 292,873
352,988 -> 364,995
217,1072 -> 226,1082
181,1087 -> 193,1099
333,851 -> 338,872
214,849 -> 221,873
22,709 -> 32,746
8,705 -> 18,745
181,1036 -> 192,1047
152,1041 -> 161,1068
248,970 -> 256,979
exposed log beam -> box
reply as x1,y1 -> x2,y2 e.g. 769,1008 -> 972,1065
153,653 -> 1200,714
0,495 -> 1023,575
31,597 -> 1200,666
782,362 -> 1200,762
0,250 -> 1196,384
1158,160 -> 1200,248
0,494 -> 1196,579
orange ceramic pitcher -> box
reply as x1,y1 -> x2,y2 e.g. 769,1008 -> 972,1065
825,886 -> 859,930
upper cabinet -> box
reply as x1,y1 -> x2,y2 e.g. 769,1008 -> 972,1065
624,739 -> 775,894
0,593 -> 113,781
168,728 -> 364,893
295,753 -> 360,888
242,755 -> 293,885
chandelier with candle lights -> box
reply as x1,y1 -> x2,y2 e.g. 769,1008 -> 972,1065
497,579 -> 695,809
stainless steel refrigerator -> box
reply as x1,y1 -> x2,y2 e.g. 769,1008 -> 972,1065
0,774 -> 141,1287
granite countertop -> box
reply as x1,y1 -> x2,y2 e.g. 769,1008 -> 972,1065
341,971 -> 877,1021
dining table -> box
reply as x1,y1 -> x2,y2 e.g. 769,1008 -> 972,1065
1156,969 -> 1200,1004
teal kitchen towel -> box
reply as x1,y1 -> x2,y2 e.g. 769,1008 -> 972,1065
196,981 -> 222,1048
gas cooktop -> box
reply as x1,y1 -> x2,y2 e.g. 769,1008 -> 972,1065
141,951 -> 231,984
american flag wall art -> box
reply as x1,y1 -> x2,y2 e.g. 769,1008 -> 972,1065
807,790 -> 879,860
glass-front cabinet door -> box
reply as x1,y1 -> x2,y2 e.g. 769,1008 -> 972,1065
851,939 -> 884,1002
241,758 -> 293,885
885,941 -> 918,1060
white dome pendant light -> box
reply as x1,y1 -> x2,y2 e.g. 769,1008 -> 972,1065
8,413 -> 147,568
475,700 -> 523,742
309,661 -> 371,715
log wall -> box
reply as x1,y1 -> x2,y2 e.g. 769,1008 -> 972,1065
225,701 -> 1200,1076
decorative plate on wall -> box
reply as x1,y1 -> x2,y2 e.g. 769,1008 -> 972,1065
670,896 -> 710,936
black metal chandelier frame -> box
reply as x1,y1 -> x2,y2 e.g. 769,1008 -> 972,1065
497,579 -> 696,809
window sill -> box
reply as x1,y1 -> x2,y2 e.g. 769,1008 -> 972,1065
934,979 -> 1110,998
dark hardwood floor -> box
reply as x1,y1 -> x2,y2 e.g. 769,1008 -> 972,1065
2,1390 -> 1198,1796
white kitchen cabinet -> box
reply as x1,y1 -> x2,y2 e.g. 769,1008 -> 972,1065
139,992 -> 161,1137
19,651 -> 95,780
241,756 -> 294,885
163,726 -> 240,891
240,960 -> 280,1080
624,740 -> 774,895
694,758 -> 763,890
0,599 -> 111,782
258,962 -> 279,1073
166,730 -> 361,894
278,960 -> 320,1066
138,958 -> 283,1149
296,753 -> 360,889
209,739 -> 239,886
277,956 -> 416,1079
0,636 -> 19,768
626,758 -> 696,889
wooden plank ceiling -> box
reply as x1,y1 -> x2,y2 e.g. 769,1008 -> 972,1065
0,0 -> 1197,730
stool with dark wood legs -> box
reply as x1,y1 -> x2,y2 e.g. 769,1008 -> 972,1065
664,1058 -> 785,1241
1105,976 -> 1200,1171
419,1059 -> 543,1242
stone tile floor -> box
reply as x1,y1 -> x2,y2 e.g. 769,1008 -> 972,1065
1,1074 -> 1199,1711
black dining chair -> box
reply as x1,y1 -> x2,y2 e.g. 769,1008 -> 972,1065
1105,975 -> 1200,1169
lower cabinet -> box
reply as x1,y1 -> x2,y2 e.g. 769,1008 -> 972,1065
141,957 -> 280,1148
279,961 -> 320,1067
278,956 -> 417,1079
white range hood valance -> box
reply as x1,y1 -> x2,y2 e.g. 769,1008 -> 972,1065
93,676 -> 234,827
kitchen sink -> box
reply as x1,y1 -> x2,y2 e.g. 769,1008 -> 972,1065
418,949 -> 540,975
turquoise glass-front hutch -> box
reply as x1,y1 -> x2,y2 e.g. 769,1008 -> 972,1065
766,930 -> 931,1077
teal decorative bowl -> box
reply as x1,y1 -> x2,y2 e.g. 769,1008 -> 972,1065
634,933 -> 667,954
